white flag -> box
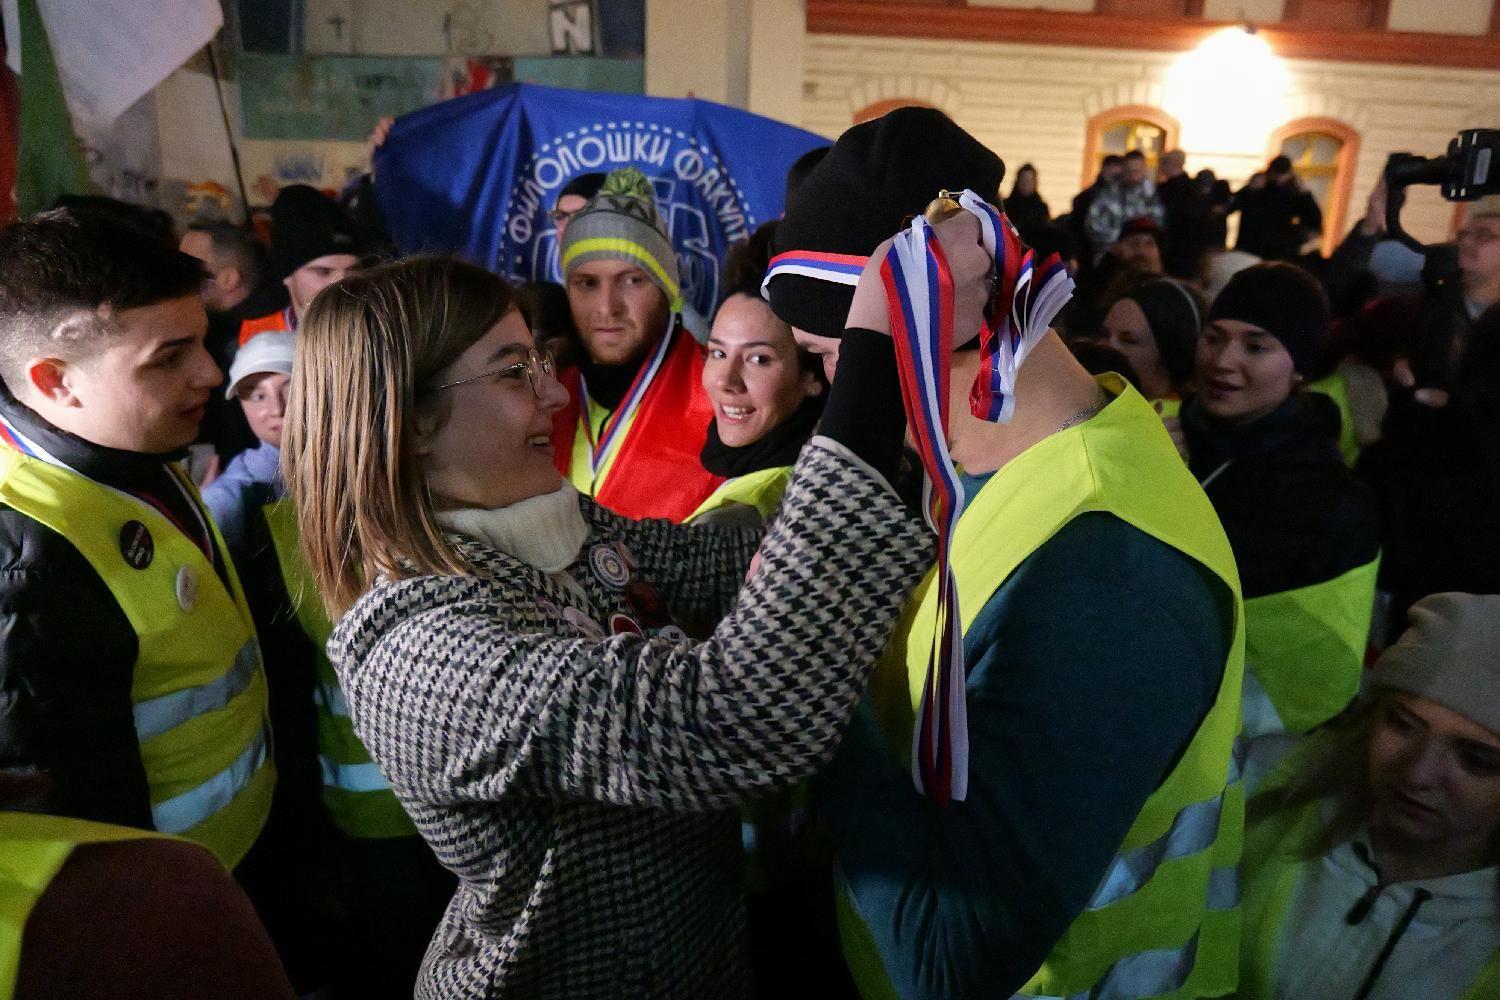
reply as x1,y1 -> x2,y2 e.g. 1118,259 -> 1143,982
34,0 -> 222,126
2,0 -> 21,75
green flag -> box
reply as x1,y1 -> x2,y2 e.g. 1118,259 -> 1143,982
15,0 -> 92,216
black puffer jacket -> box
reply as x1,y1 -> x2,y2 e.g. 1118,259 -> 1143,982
0,389 -> 225,824
1182,392 -> 1381,599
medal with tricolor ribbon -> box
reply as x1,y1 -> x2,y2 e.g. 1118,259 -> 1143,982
578,313 -> 678,482
880,190 -> 1075,805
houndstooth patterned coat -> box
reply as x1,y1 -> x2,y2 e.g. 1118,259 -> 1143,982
328,444 -> 933,999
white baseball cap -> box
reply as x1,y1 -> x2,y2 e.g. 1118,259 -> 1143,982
226,332 -> 296,399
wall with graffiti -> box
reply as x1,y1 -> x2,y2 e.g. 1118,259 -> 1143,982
127,0 -> 646,223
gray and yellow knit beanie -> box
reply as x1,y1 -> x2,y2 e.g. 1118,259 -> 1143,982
559,167 -> 681,311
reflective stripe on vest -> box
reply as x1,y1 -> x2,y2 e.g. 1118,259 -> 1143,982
263,500 -> 415,839
153,731 -> 269,834
318,679 -> 350,718
687,465 -> 793,523
237,307 -> 293,347
133,639 -> 259,741
1241,557 -> 1379,739
0,452 -> 273,869
320,757 -> 390,794
844,376 -> 1246,1000
1087,753 -> 1242,913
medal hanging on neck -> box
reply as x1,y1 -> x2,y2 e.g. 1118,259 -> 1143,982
578,312 -> 677,482
879,190 -> 1075,805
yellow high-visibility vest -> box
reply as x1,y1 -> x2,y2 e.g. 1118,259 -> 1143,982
1306,371 -> 1359,467
840,376 -> 1246,999
0,450 -> 273,868
262,500 -> 415,839
1241,558 -> 1379,740
686,465 -> 792,524
0,812 -> 178,1000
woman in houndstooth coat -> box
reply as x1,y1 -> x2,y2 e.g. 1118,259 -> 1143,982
282,255 -> 934,999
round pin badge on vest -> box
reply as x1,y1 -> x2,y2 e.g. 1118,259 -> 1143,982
589,544 -> 631,589
609,613 -> 643,637
119,520 -> 154,570
175,566 -> 198,613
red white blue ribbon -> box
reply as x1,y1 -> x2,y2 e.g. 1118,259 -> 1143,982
760,250 -> 868,297
578,313 -> 677,481
880,191 -> 1075,805
0,414 -> 215,561
959,190 -> 1075,424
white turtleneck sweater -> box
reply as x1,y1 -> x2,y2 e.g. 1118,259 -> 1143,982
435,481 -> 590,574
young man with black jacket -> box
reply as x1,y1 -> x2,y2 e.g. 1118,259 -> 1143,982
0,210 -> 309,978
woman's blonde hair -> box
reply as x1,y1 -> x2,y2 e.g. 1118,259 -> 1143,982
1247,695 -> 1387,859
282,255 -> 517,618
1251,691 -> 1500,871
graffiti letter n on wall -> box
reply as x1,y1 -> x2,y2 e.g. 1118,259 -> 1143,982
550,1 -> 595,55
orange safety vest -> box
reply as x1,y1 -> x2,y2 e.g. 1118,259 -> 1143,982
550,323 -> 723,523
238,308 -> 294,346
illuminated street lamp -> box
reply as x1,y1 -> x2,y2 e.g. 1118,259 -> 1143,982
1165,25 -> 1290,157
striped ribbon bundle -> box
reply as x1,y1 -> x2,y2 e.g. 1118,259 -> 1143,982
881,190 -> 1075,805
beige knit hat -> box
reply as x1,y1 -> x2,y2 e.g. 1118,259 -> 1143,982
1371,593 -> 1500,736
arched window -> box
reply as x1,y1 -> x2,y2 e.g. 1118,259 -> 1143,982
1270,117 -> 1360,255
1080,106 -> 1180,188
851,98 -> 936,126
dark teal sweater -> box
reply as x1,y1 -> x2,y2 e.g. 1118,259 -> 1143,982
814,495 -> 1233,1000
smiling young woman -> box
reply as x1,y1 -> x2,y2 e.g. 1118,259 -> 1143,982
280,254 -> 935,999
1176,263 -> 1381,759
691,225 -> 826,528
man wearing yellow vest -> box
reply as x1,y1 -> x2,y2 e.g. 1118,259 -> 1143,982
0,210 -> 275,932
767,108 -> 1246,999
550,167 -> 723,522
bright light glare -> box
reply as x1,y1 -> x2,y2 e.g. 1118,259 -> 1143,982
1165,27 -> 1290,155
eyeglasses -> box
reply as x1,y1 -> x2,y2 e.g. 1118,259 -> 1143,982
435,349 -> 557,397
1457,226 -> 1500,245
547,208 -> 577,226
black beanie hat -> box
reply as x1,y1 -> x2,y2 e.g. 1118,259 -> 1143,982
767,107 -> 1005,338
557,172 -> 606,204
270,185 -> 361,279
1207,262 -> 1329,375
1123,279 -> 1205,385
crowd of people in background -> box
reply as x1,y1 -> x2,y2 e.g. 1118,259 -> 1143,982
1,101 -> 1499,1000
